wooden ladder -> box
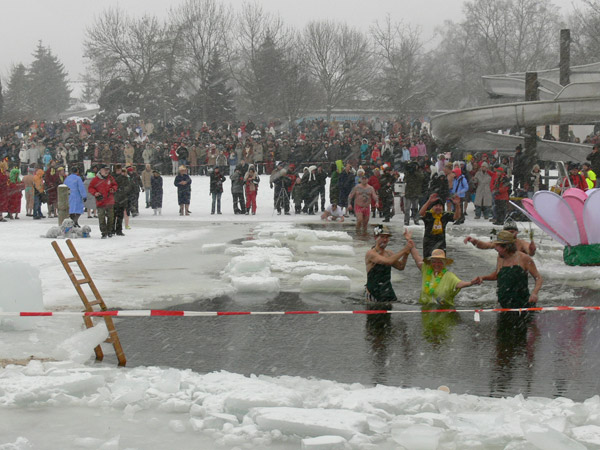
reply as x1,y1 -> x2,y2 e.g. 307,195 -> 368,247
52,239 -> 126,366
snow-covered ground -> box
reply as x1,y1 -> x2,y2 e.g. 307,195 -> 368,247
1,176 -> 599,449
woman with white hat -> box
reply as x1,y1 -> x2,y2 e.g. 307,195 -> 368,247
407,236 -> 481,307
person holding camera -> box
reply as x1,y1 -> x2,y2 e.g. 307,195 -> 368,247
88,165 -> 118,239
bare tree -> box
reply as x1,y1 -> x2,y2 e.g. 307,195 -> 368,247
569,0 -> 600,63
84,8 -> 170,115
370,14 -> 431,116
427,0 -> 561,111
301,21 -> 372,121
170,0 -> 233,122
462,0 -> 561,74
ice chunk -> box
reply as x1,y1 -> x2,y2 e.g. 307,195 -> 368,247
308,245 -> 355,257
168,420 -> 186,433
287,262 -> 362,277
232,276 -> 280,293
225,246 -> 294,258
201,243 -> 227,254
0,262 -> 44,331
314,231 -> 352,242
241,239 -> 282,247
301,435 -> 347,449
225,255 -> 271,275
98,436 -> 119,450
0,437 -> 33,449
203,412 -> 239,430
251,407 -> 368,440
52,323 -> 108,363
523,424 -> 587,450
300,274 -> 351,293
571,425 -> 600,446
391,424 -> 444,450
224,386 -> 302,415
154,368 -> 181,393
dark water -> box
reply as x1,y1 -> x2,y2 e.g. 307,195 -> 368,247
112,222 -> 600,401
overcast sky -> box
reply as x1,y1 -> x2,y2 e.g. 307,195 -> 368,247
0,0 -> 581,93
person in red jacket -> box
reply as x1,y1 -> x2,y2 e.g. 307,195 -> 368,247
368,168 -> 381,218
491,165 -> 511,225
88,165 -> 118,239
561,162 -> 588,192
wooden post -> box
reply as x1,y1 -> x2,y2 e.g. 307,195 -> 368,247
559,29 -> 571,142
57,184 -> 70,226
523,72 -> 539,176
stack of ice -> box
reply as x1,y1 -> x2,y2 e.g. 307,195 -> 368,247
2,362 -> 600,449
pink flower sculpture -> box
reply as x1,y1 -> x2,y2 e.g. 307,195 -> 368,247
512,188 -> 600,266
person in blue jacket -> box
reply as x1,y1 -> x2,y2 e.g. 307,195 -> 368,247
452,167 -> 469,224
64,166 -> 87,227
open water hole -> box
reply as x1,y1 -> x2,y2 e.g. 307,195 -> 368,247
113,221 -> 600,401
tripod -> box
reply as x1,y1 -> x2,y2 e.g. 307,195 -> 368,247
273,187 -> 290,216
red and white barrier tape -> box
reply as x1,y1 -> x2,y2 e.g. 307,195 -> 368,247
1,306 -> 599,322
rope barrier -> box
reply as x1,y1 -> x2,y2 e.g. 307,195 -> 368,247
2,306 -> 599,322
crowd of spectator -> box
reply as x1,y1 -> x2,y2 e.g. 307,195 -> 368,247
1,115 -> 598,230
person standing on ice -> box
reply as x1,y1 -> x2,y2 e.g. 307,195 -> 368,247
174,165 -> 192,216
477,230 -> 542,309
150,169 -> 163,215
244,166 -> 259,215
364,225 -> 413,303
209,167 -> 226,215
348,172 -> 378,234
88,165 -> 118,239
63,166 -> 87,227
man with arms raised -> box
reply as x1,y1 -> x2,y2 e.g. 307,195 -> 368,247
365,225 -> 414,303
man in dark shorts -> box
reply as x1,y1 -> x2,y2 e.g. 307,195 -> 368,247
365,225 -> 414,303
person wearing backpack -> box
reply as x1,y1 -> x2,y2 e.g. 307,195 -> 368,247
452,167 -> 469,224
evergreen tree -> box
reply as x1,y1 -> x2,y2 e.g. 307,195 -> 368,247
205,50 -> 235,122
4,64 -> 30,121
27,42 -> 72,119
251,33 -> 285,120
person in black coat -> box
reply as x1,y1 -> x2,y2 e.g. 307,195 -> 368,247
174,165 -> 192,216
150,169 -> 163,215
315,165 -> 328,212
231,168 -> 246,214
338,164 -> 355,213
209,167 -> 226,214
